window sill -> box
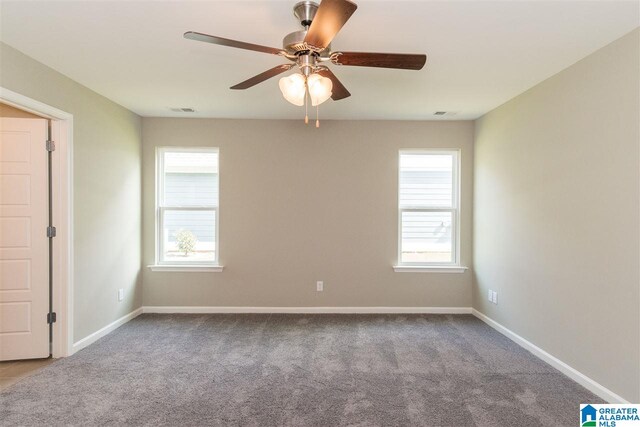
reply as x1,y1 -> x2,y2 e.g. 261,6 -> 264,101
393,265 -> 468,273
147,265 -> 224,272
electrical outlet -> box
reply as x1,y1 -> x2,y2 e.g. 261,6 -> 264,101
488,289 -> 493,302
118,288 -> 124,302
492,291 -> 498,304
316,281 -> 323,292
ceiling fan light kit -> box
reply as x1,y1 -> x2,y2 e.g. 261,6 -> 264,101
278,73 -> 307,106
306,73 -> 333,106
184,0 -> 427,126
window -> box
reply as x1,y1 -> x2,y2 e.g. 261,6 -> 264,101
156,148 -> 219,266
398,151 -> 459,266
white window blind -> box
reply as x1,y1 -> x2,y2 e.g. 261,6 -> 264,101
157,148 -> 219,265
399,151 -> 459,265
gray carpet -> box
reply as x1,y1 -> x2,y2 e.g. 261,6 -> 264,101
0,314 -> 601,426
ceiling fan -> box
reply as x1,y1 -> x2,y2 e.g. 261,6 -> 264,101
184,0 -> 427,125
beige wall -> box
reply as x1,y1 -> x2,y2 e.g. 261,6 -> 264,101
473,29 -> 640,402
0,43 -> 143,342
142,119 -> 473,308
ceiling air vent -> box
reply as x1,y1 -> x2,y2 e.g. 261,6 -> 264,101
433,111 -> 459,117
170,107 -> 196,113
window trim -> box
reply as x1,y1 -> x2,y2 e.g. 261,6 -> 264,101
392,265 -> 467,273
155,146 -> 220,267
148,265 -> 224,272
397,149 -> 461,267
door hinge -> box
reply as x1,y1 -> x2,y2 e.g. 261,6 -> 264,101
47,312 -> 57,324
46,140 -> 55,152
47,226 -> 57,238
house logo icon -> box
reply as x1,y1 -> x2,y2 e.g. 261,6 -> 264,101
581,404 -> 597,426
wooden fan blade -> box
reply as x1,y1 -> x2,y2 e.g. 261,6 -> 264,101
331,52 -> 427,70
304,0 -> 357,50
316,68 -> 351,100
184,31 -> 284,56
230,64 -> 294,90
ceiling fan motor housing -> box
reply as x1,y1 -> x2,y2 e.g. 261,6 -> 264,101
283,30 -> 331,57
283,30 -> 310,54
285,1 -> 330,56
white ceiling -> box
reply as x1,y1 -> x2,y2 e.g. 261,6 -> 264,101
1,1 -> 638,120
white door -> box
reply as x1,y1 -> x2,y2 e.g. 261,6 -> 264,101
0,117 -> 49,360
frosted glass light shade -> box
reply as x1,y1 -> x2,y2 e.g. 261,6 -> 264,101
307,73 -> 333,106
278,73 -> 306,106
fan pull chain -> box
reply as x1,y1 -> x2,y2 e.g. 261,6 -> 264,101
304,90 -> 309,124
316,105 -> 320,128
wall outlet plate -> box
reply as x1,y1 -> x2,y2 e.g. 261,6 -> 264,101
492,291 -> 498,304
118,288 -> 124,302
488,289 -> 493,301
316,281 -> 323,292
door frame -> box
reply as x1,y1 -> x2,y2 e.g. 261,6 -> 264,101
1,87 -> 73,357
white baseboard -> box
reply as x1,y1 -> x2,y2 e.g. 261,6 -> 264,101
471,309 -> 629,404
72,307 -> 143,354
142,306 -> 472,314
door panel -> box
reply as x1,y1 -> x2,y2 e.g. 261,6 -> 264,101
0,174 -> 31,205
0,117 -> 49,360
0,302 -> 31,333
